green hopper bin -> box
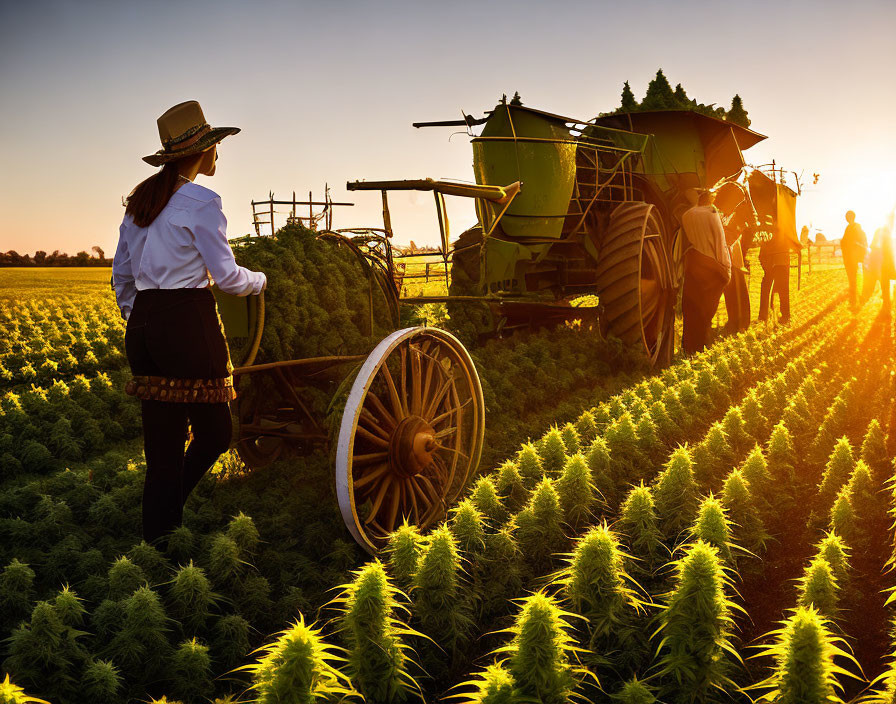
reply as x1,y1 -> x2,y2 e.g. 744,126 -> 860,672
472,103 -> 576,239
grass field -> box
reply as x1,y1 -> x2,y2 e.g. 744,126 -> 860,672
0,267 -> 115,302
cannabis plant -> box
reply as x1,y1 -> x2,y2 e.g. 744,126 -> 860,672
127,540 -> 170,586
235,614 -> 357,704
817,437 -> 855,510
452,662 -> 516,704
691,494 -> 736,565
796,557 -> 839,620
496,459 -> 529,512
576,410 -> 599,445
166,560 -> 219,637
584,436 -> 616,508
500,591 -> 594,704
751,605 -> 858,703
107,555 -> 148,600
450,499 -> 487,557
556,453 -> 597,531
846,459 -> 886,539
410,524 -> 473,674
227,511 -> 262,557
206,532 -> 246,587
213,613 -> 251,672
385,521 -> 426,594
539,426 -> 569,477
612,677 -> 657,704
80,659 -> 122,704
4,599 -> 88,702
812,395 -> 851,465
813,531 -> 850,587
863,641 -> 896,704
740,390 -> 769,439
617,483 -> 665,579
661,388 -> 689,433
555,523 -> 640,637
515,478 -> 568,574
0,674 -> 49,704
480,526 -> 524,621
332,559 -> 423,702
53,585 -> 86,628
739,445 -> 771,509
169,638 -> 214,701
516,443 -> 544,486
860,418 -> 889,483
470,475 -> 509,525
605,413 -> 647,482
0,559 -> 35,633
649,399 -> 678,445
652,446 -> 699,542
829,486 -> 856,544
721,469 -> 767,553
106,585 -> 172,685
561,422 -> 582,454
655,540 -> 740,703
166,525 -> 197,564
766,421 -> 797,485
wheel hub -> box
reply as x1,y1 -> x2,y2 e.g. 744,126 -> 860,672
389,415 -> 437,477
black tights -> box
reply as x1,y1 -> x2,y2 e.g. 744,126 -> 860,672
140,400 -> 232,545
124,287 -> 235,547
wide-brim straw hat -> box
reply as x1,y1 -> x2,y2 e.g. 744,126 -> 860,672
142,100 -> 239,166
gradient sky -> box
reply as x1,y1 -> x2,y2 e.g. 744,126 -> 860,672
2,0 -> 895,257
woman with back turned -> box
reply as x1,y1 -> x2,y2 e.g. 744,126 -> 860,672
112,101 -> 266,549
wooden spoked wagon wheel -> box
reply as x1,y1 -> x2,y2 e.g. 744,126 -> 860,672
335,327 -> 485,554
595,201 -> 676,367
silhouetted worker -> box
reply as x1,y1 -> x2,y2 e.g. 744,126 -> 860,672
800,225 -> 812,273
758,221 -> 801,325
681,190 -> 731,354
861,226 -> 895,314
841,210 -> 868,309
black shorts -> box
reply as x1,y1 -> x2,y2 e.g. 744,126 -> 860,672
125,287 -> 233,380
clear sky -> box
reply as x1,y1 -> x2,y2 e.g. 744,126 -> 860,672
2,0 -> 895,256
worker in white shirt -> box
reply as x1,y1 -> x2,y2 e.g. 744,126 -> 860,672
680,189 -> 732,354
112,100 -> 266,548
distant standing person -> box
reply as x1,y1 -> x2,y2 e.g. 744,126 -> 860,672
681,190 -> 732,354
722,230 -> 750,334
841,210 -> 868,310
112,101 -> 267,548
860,226 -> 895,314
757,220 -> 801,325
800,225 -> 812,273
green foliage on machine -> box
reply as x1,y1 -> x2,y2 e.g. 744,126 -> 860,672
230,224 -> 396,364
610,69 -> 751,127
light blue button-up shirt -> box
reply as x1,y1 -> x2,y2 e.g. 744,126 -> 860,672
112,181 -> 266,321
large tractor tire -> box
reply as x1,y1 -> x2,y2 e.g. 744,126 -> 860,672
595,202 -> 675,367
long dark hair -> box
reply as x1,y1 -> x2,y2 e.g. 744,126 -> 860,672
124,161 -> 184,227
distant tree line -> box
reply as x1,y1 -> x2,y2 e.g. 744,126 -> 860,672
0,246 -> 111,267
610,69 -> 751,128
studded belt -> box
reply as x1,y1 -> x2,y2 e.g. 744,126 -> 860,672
124,375 -> 237,403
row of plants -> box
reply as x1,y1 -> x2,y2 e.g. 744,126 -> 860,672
0,268 -> 860,702
0,369 -> 141,478
135,271 -> 858,702
0,296 -> 127,391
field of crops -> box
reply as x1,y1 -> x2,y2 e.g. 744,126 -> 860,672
1,263 -> 895,704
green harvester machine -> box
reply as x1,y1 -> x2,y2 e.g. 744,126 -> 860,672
212,98 -> 795,554
347,100 -> 770,366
